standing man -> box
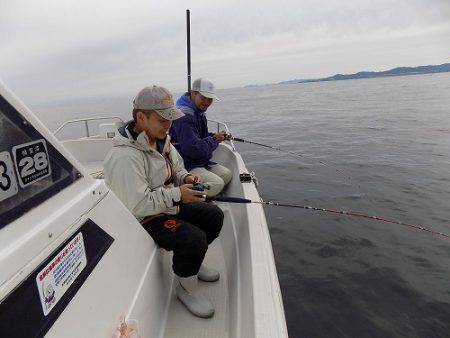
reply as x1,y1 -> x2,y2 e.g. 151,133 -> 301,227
170,78 -> 232,197
103,85 -> 223,318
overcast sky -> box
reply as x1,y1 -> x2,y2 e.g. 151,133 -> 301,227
1,0 -> 449,104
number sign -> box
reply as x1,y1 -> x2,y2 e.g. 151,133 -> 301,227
12,139 -> 52,188
0,151 -> 19,202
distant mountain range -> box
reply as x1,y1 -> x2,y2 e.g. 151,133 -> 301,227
277,62 -> 450,85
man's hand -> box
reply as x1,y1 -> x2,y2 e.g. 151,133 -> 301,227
213,131 -> 227,143
184,174 -> 202,184
180,184 -> 206,203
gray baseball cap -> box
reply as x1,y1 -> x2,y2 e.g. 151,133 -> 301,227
192,78 -> 219,100
133,86 -> 184,120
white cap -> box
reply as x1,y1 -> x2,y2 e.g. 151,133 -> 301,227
192,78 -> 219,100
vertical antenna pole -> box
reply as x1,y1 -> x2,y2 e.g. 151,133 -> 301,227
186,9 -> 191,93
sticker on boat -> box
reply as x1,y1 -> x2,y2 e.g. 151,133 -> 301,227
36,232 -> 87,316
12,139 -> 52,188
0,151 -> 19,202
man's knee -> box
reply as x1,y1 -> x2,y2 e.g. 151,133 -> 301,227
207,178 -> 225,197
212,207 -> 224,236
210,165 -> 232,190
210,204 -> 224,226
221,167 -> 232,185
204,204 -> 224,242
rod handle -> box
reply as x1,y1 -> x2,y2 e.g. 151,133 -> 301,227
207,196 -> 252,203
232,137 -> 245,143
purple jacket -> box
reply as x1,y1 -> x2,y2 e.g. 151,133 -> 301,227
169,93 -> 218,171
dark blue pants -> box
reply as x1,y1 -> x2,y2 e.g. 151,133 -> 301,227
141,202 -> 224,277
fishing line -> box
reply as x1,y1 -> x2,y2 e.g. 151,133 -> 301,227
233,137 -> 355,185
208,196 -> 449,239
231,136 -> 380,214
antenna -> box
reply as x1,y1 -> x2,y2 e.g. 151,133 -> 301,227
186,9 -> 191,92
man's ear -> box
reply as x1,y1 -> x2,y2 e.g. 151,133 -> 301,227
136,111 -> 145,122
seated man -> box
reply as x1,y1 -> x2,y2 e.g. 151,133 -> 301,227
103,85 -> 223,318
169,78 -> 232,197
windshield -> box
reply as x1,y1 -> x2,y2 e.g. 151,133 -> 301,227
0,95 -> 81,228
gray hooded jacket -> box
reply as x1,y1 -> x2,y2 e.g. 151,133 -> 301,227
103,122 -> 190,220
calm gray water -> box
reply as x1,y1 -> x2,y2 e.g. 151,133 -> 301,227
35,72 -> 450,337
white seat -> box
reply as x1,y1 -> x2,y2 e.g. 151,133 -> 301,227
99,122 -> 124,139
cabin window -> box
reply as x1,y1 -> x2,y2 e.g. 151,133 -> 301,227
0,95 -> 81,228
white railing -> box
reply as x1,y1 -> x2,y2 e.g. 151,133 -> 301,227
53,116 -> 236,151
53,116 -> 125,138
207,119 -> 236,151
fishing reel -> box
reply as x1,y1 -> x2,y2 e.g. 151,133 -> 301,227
239,172 -> 259,186
215,131 -> 232,141
192,182 -> 210,191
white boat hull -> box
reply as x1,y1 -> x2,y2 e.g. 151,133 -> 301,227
0,79 -> 287,337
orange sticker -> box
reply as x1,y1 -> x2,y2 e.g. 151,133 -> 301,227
164,219 -> 181,232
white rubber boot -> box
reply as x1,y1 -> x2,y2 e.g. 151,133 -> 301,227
176,276 -> 215,318
197,264 -> 220,282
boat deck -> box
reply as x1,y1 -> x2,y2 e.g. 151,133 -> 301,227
164,234 -> 230,338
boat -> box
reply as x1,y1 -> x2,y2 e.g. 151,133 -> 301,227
0,79 -> 288,337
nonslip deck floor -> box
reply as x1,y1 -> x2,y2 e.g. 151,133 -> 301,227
163,238 -> 230,338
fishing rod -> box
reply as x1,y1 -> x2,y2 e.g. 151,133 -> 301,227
207,196 -> 450,239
